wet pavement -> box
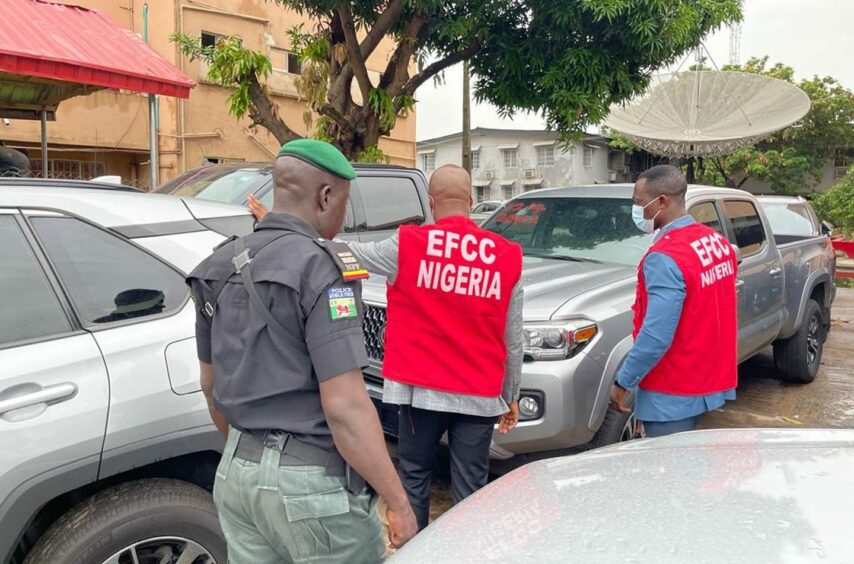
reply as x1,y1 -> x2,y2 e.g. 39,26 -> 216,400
699,287 -> 854,430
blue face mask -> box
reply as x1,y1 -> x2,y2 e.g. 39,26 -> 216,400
632,199 -> 661,234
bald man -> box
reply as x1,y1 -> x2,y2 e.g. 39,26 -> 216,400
251,164 -> 524,529
188,140 -> 416,563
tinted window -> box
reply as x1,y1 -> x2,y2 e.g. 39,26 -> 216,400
723,200 -> 767,256
155,166 -> 271,204
358,177 -> 425,231
761,202 -> 816,237
259,187 -> 357,232
689,202 -> 724,234
0,216 -> 71,345
32,217 -> 188,324
482,197 -> 653,266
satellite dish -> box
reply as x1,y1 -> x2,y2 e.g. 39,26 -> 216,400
604,71 -> 811,158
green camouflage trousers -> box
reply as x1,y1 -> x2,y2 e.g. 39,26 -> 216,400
213,428 -> 385,564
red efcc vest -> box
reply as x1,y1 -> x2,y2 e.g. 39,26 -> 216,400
632,223 -> 738,395
383,216 -> 523,397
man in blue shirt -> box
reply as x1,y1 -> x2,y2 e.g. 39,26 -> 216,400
610,165 -> 738,438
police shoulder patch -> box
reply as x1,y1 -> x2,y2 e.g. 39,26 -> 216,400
317,239 -> 369,281
328,287 -> 358,321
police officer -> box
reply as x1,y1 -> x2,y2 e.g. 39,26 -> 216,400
610,165 -> 738,437
187,139 -> 417,563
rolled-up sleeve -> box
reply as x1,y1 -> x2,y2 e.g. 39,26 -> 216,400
304,280 -> 369,382
502,281 -> 524,403
348,232 -> 400,283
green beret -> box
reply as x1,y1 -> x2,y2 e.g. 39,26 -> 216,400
278,139 -> 356,180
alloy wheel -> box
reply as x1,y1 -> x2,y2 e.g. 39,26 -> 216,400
101,536 -> 215,564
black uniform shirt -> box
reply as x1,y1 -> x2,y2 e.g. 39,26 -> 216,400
188,213 -> 367,449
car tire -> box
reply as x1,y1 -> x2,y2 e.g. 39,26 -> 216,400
773,298 -> 824,384
23,478 -> 226,564
588,392 -> 640,449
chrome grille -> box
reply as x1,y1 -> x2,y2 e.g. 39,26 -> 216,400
362,304 -> 387,361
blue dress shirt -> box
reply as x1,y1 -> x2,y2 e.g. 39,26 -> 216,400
616,215 -> 736,422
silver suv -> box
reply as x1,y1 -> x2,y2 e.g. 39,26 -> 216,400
0,179 -> 255,564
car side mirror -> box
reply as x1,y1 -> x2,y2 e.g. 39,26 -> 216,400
821,221 -> 833,237
732,244 -> 743,265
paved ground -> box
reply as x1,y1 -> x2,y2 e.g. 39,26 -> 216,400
416,287 -> 854,528
699,287 -> 854,430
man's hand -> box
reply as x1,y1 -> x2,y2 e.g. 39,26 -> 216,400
247,193 -> 268,222
497,400 -> 519,434
386,502 -> 419,548
609,384 -> 632,414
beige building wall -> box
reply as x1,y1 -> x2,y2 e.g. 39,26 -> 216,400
1,0 -> 416,189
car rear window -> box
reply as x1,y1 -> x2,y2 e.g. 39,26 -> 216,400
357,177 -> 425,231
32,217 -> 188,324
723,200 -> 767,256
155,166 -> 271,205
760,202 -> 816,237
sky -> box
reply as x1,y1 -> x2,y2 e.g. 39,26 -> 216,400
414,0 -> 854,142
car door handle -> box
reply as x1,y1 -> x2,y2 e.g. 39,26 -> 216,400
769,266 -> 783,278
0,383 -> 78,416
735,279 -> 745,292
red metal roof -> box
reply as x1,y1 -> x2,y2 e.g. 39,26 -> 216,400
0,0 -> 194,99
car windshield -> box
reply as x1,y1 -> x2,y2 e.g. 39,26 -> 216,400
154,166 -> 271,204
482,197 -> 654,266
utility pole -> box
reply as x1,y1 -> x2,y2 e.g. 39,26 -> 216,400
462,59 -> 472,174
143,3 -> 159,189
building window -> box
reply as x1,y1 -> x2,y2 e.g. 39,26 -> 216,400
421,153 -> 435,173
502,185 -> 513,200
31,159 -> 105,180
502,149 -> 518,169
583,146 -> 594,168
202,157 -> 244,166
272,48 -> 302,75
471,150 -> 480,170
475,186 -> 488,203
201,31 -> 223,49
536,146 -> 555,167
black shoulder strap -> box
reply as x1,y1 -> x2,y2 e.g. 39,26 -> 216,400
201,230 -> 294,321
232,237 -> 305,349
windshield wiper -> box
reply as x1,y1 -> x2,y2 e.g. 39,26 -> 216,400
525,253 -> 602,264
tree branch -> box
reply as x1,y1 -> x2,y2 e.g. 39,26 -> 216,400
399,43 -> 482,99
246,73 -> 300,144
318,104 -> 348,129
359,0 -> 406,59
337,4 -> 372,104
380,16 -> 426,96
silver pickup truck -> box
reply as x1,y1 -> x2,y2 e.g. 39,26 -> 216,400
361,185 -> 837,467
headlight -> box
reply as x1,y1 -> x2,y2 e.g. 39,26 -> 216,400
523,321 -> 598,361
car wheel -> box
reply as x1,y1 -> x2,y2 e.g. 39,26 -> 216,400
24,478 -> 226,564
773,298 -> 824,384
588,393 -> 641,449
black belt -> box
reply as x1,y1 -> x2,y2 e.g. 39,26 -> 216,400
235,430 -> 346,476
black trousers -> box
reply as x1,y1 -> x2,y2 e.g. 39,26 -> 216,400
397,405 -> 499,530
